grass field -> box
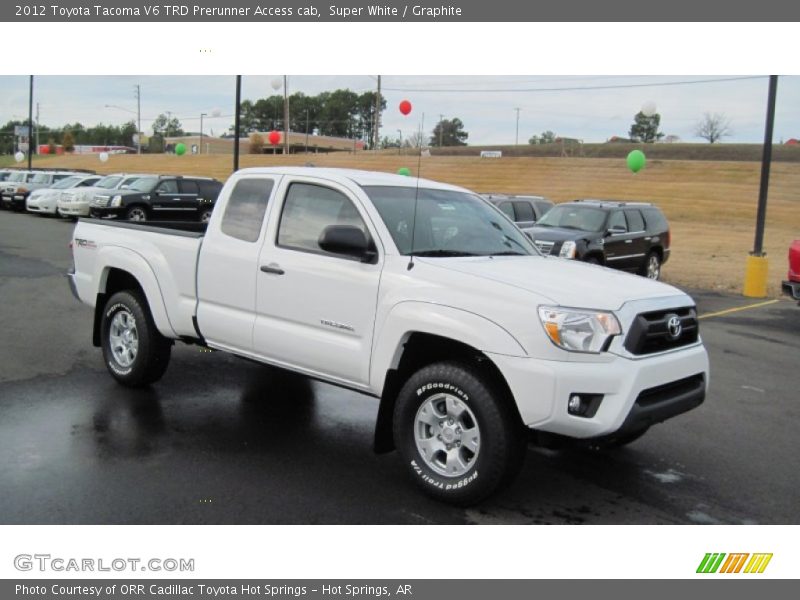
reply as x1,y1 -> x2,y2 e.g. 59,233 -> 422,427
8,151 -> 800,295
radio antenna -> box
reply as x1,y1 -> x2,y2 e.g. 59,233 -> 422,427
407,112 -> 424,271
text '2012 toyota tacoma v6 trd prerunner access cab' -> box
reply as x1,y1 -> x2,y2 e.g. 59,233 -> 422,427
68,167 -> 709,504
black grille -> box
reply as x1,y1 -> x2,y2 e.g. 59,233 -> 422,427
636,373 -> 705,408
624,306 -> 698,355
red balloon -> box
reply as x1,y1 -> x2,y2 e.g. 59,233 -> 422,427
399,100 -> 412,115
268,130 -> 281,145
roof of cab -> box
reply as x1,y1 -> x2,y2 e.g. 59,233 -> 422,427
232,167 -> 469,193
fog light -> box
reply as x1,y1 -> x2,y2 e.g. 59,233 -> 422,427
567,393 -> 604,418
568,395 -> 583,414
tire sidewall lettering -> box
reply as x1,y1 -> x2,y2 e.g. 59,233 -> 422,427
415,382 -> 469,403
410,459 -> 479,490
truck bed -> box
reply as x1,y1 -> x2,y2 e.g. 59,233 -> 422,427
80,218 -> 208,236
71,218 -> 206,339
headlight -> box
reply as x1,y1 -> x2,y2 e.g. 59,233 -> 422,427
538,306 -> 621,353
110,195 -> 123,207
559,240 -> 577,259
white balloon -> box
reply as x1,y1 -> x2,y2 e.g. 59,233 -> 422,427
641,101 -> 657,117
99,152 -> 109,163
270,77 -> 283,91
14,151 -> 24,163
211,108 -> 222,118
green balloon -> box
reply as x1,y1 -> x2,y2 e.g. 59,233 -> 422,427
627,149 -> 646,173
397,167 -> 411,176
175,143 -> 186,156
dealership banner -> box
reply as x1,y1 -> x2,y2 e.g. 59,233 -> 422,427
3,580 -> 798,599
3,0 -> 800,22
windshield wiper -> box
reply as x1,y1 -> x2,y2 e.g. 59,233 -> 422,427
410,250 -> 479,257
491,251 -> 527,256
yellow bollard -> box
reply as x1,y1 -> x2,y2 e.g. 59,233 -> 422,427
743,254 -> 769,298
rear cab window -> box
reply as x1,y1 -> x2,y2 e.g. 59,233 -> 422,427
220,178 -> 275,243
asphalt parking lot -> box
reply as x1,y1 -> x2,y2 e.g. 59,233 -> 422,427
1,209 -> 798,524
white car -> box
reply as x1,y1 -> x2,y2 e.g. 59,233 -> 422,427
68,167 -> 709,504
57,173 -> 148,218
26,174 -> 101,215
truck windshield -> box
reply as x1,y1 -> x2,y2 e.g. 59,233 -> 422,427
127,177 -> 159,192
52,176 -> 82,189
535,204 -> 607,232
96,176 -> 123,189
8,172 -> 27,182
31,173 -> 52,184
363,186 -> 536,257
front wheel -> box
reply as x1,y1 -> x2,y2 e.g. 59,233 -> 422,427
393,361 -> 525,505
126,206 -> 148,222
101,291 -> 172,387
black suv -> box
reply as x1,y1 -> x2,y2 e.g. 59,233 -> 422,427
482,194 -> 554,228
522,200 -> 671,279
89,175 -> 223,223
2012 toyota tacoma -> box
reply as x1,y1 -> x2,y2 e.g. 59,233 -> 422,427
67,167 -> 709,504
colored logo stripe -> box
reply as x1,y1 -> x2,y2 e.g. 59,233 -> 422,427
744,553 -> 773,574
697,553 -> 726,573
697,553 -> 772,574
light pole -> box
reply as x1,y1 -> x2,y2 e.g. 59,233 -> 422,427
397,129 -> 402,155
514,107 -> 521,145
105,103 -> 140,153
200,113 -> 207,155
305,109 -> 309,153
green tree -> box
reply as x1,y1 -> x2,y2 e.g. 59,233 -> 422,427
152,114 -> 184,137
430,118 -> 468,146
355,91 -> 387,149
629,112 -> 664,143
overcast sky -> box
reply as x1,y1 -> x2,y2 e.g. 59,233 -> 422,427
1,75 -> 798,144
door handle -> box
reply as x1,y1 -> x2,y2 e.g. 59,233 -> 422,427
625,239 -> 633,244
260,264 -> 285,275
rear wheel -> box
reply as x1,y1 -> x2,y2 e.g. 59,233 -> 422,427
585,256 -> 601,266
101,291 -> 172,387
126,206 -> 147,222
642,252 -> 661,279
393,361 -> 525,505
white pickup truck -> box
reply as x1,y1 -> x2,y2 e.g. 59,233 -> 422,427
68,167 -> 709,504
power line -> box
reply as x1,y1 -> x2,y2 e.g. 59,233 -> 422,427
382,76 -> 767,93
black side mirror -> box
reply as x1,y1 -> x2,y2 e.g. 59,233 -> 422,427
318,225 -> 375,262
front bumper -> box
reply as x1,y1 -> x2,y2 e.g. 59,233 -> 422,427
783,280 -> 800,302
57,202 -> 91,217
1,193 -> 27,210
89,206 -> 124,219
488,342 -> 709,438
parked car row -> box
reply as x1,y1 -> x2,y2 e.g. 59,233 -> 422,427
0,167 -> 223,223
479,192 -> 671,280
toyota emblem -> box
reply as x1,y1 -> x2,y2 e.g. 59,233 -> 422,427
666,315 -> 682,340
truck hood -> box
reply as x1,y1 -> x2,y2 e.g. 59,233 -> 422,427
420,255 -> 687,311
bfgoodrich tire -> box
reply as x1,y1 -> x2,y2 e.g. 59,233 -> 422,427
101,291 -> 172,387
393,361 -> 525,505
